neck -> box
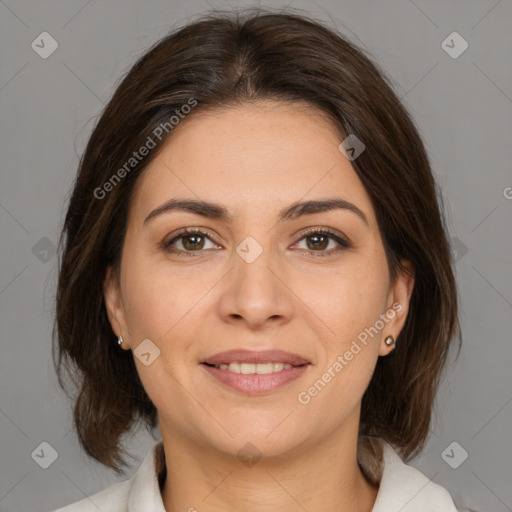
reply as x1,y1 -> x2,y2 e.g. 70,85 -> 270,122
160,416 -> 379,512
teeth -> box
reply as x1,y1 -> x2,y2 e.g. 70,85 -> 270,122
256,363 -> 274,374
228,362 -> 241,373
213,362 -> 295,374
240,363 -> 256,374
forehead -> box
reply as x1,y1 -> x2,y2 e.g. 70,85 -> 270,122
130,100 -> 375,226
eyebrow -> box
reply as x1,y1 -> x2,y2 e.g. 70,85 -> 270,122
143,197 -> 368,226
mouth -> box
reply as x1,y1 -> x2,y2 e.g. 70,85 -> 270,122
200,349 -> 311,395
203,361 -> 297,374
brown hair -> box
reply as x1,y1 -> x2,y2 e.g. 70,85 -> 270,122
54,7 -> 461,473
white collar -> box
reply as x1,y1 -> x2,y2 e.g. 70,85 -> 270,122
370,440 -> 459,511
122,438 -> 459,511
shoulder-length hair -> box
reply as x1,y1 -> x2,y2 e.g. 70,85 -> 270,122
54,7 -> 460,473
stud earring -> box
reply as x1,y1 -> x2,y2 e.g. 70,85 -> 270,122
117,336 -> 124,347
384,335 -> 395,347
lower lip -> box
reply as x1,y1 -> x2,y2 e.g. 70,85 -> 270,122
201,364 -> 309,395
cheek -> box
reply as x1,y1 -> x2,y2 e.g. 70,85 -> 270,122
119,255 -> 203,409
316,259 -> 389,341
297,267 -> 387,417
120,250 -> 207,341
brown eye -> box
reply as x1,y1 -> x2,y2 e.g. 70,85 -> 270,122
163,229 -> 221,255
181,234 -> 206,250
306,234 -> 329,251
293,229 -> 351,256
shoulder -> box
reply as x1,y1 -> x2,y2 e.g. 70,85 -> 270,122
363,437 -> 462,511
51,479 -> 131,512
50,442 -> 165,512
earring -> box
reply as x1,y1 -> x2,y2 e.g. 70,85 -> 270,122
384,335 -> 395,347
117,336 -> 124,347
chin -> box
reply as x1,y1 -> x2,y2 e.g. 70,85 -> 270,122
201,412 -> 310,458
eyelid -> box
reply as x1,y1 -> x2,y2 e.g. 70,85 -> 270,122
291,226 -> 352,252
294,226 -> 350,243
163,227 -> 222,248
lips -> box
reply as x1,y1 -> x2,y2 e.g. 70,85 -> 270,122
201,349 -> 311,395
202,349 -> 310,367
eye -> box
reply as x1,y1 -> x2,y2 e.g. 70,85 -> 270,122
292,228 -> 351,256
163,228 -> 221,256
162,227 -> 351,258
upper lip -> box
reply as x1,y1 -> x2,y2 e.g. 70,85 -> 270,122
202,349 -> 310,366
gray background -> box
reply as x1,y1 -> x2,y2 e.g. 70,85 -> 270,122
0,0 -> 511,511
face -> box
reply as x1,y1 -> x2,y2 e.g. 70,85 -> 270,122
104,100 -> 414,459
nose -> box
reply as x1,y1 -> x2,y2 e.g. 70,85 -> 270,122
216,246 -> 295,330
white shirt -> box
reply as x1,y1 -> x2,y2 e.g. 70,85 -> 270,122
52,438 -> 461,511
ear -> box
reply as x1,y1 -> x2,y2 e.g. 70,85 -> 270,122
378,260 -> 415,356
103,265 -> 130,350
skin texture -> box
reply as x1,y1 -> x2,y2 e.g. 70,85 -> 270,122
104,100 -> 415,512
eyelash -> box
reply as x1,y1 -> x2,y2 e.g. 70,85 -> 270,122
162,227 -> 351,258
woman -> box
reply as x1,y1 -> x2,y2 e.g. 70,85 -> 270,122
52,7 -> 464,511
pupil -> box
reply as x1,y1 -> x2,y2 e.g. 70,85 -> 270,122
307,234 -> 328,250
184,235 -> 204,250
